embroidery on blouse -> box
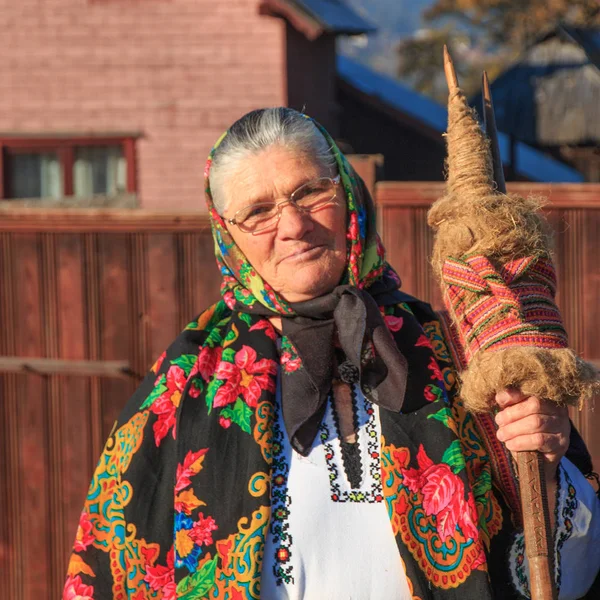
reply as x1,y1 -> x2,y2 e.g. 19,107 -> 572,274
269,399 -> 294,585
508,462 -> 578,598
331,383 -> 364,488
554,463 -> 578,592
321,388 -> 384,503
511,532 -> 529,597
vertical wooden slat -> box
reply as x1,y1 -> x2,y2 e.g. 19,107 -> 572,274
190,225 -> 223,319
0,142 -> 5,200
99,234 -> 134,439
581,209 -> 600,360
13,234 -> 51,599
56,233 -> 93,577
84,233 -> 104,463
561,209 -> 585,355
415,206 -> 443,307
0,232 -> 21,599
40,233 -> 66,596
380,206 -> 418,296
147,233 -> 179,357
549,207 -> 583,436
580,208 -> 600,466
130,232 -> 151,376
561,209 -> 586,437
178,233 -> 197,327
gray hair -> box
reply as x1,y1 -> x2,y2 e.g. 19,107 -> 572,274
209,107 -> 337,214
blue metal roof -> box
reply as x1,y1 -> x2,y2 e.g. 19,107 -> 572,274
293,0 -> 376,34
562,26 -> 600,68
337,55 -> 584,183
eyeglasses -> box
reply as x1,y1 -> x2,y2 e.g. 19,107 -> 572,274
224,175 -> 341,233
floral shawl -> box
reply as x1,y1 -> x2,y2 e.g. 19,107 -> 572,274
64,119 -> 588,600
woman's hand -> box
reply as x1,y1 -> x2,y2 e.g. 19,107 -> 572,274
494,388 -> 571,482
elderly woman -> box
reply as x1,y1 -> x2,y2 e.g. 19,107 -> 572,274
64,108 -> 600,600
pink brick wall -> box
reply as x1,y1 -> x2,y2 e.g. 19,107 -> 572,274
0,0 -> 287,209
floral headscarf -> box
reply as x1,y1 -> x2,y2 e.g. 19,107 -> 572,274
204,115 -> 388,315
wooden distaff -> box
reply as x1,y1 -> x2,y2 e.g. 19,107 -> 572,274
480,69 -> 558,600
481,68 -> 556,599
443,48 -> 557,600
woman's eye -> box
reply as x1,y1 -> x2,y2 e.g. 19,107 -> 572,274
295,185 -> 319,201
303,185 -> 316,194
246,205 -> 272,219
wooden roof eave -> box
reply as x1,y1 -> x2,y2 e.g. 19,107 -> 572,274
258,0 -> 324,41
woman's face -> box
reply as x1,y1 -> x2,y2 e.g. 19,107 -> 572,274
220,145 -> 348,303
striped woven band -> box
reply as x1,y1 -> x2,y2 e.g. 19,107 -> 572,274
441,254 -> 567,362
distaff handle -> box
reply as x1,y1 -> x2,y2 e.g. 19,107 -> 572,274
517,451 -> 558,600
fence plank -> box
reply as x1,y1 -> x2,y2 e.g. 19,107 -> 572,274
98,234 -> 136,441
11,235 -> 53,599
147,233 -> 180,358
0,357 -> 131,377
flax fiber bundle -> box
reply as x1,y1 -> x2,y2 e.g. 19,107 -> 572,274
428,85 -> 598,412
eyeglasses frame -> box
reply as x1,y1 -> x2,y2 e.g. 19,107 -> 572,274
223,174 -> 341,233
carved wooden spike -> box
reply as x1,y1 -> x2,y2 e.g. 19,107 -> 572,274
443,45 -> 459,93
482,71 -> 507,194
517,451 -> 558,600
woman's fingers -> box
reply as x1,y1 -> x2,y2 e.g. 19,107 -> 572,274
495,388 -> 527,409
493,390 -> 571,480
495,395 -> 567,427
496,413 -> 562,443
503,431 -> 566,456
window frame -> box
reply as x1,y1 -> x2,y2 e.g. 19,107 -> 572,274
0,135 -> 137,200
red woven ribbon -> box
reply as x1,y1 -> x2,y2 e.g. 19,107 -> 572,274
441,254 -> 567,362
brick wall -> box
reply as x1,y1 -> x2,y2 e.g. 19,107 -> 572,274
0,0 -> 287,209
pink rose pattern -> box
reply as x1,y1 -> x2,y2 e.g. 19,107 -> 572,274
402,445 -> 479,543
213,345 -> 277,408
144,547 -> 176,600
150,364 -> 201,446
63,575 -> 94,600
73,511 -> 94,553
280,336 -> 302,374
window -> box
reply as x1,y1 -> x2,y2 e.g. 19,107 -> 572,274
6,151 -> 63,199
0,136 -> 137,201
74,146 -> 127,197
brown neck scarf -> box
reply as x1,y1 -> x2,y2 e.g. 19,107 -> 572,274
249,273 -> 408,455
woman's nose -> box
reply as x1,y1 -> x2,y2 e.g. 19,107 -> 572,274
277,202 -> 313,239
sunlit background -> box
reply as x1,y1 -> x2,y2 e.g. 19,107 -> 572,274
0,1 -> 598,597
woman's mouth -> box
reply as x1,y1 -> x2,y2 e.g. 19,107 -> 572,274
283,245 -> 326,263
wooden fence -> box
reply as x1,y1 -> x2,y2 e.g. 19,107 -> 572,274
1,182 -> 599,598
0,211 -> 221,598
